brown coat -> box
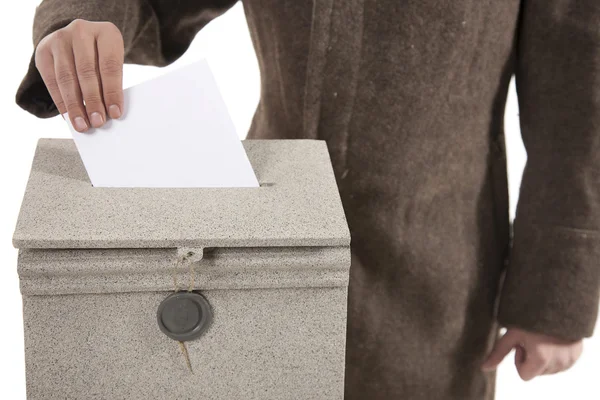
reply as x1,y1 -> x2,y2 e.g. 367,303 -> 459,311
16,1 -> 600,399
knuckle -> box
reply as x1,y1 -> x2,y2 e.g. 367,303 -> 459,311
102,21 -> 122,37
68,19 -> 88,32
34,49 -> 51,71
102,89 -> 122,104
55,67 -> 77,86
65,101 -> 84,114
44,77 -> 60,93
69,19 -> 95,42
35,39 -> 51,59
100,23 -> 125,49
77,61 -> 99,80
84,94 -> 104,107
65,103 -> 83,118
99,58 -> 122,76
103,88 -> 122,98
64,100 -> 80,109
52,28 -> 69,43
36,34 -> 51,51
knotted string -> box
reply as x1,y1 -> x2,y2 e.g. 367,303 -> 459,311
171,250 -> 199,373
172,251 -> 196,293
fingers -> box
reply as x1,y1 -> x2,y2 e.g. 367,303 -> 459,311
517,346 -> 550,381
96,23 -> 124,119
513,332 -> 583,381
54,35 -> 89,132
35,42 -> 65,115
481,330 -> 519,371
541,342 -> 583,375
72,26 -> 105,128
542,351 -> 564,375
33,19 -> 125,132
514,343 -> 526,368
482,328 -> 584,381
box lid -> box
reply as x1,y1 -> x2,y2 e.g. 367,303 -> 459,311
13,139 -> 350,249
17,246 -> 350,295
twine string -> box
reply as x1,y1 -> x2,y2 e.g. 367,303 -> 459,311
171,251 -> 198,373
178,341 -> 193,373
172,256 -> 181,292
188,257 -> 195,292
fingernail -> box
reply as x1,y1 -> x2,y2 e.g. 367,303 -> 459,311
74,117 -> 88,132
109,105 -> 122,119
90,112 -> 104,128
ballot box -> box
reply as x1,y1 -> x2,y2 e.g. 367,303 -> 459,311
13,139 -> 350,400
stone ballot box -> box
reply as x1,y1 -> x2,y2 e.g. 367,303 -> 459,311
13,139 -> 350,400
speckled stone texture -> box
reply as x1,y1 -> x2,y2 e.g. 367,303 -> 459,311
22,287 -> 348,399
13,139 -> 350,249
14,139 -> 351,399
18,247 -> 350,295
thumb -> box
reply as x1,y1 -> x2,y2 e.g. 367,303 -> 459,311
481,329 -> 520,371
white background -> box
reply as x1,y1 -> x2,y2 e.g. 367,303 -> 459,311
0,2 -> 598,399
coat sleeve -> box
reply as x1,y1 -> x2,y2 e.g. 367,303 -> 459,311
16,0 -> 238,118
496,0 -> 600,341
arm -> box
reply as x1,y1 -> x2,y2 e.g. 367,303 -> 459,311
497,0 -> 600,342
16,0 -> 237,119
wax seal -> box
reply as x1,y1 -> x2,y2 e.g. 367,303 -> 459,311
157,292 -> 212,341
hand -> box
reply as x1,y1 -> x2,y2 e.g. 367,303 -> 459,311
481,327 -> 583,381
35,19 -> 125,132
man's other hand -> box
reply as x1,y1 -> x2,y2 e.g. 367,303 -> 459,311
481,327 -> 584,381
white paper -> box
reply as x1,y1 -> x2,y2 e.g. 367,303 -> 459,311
65,59 -> 259,188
